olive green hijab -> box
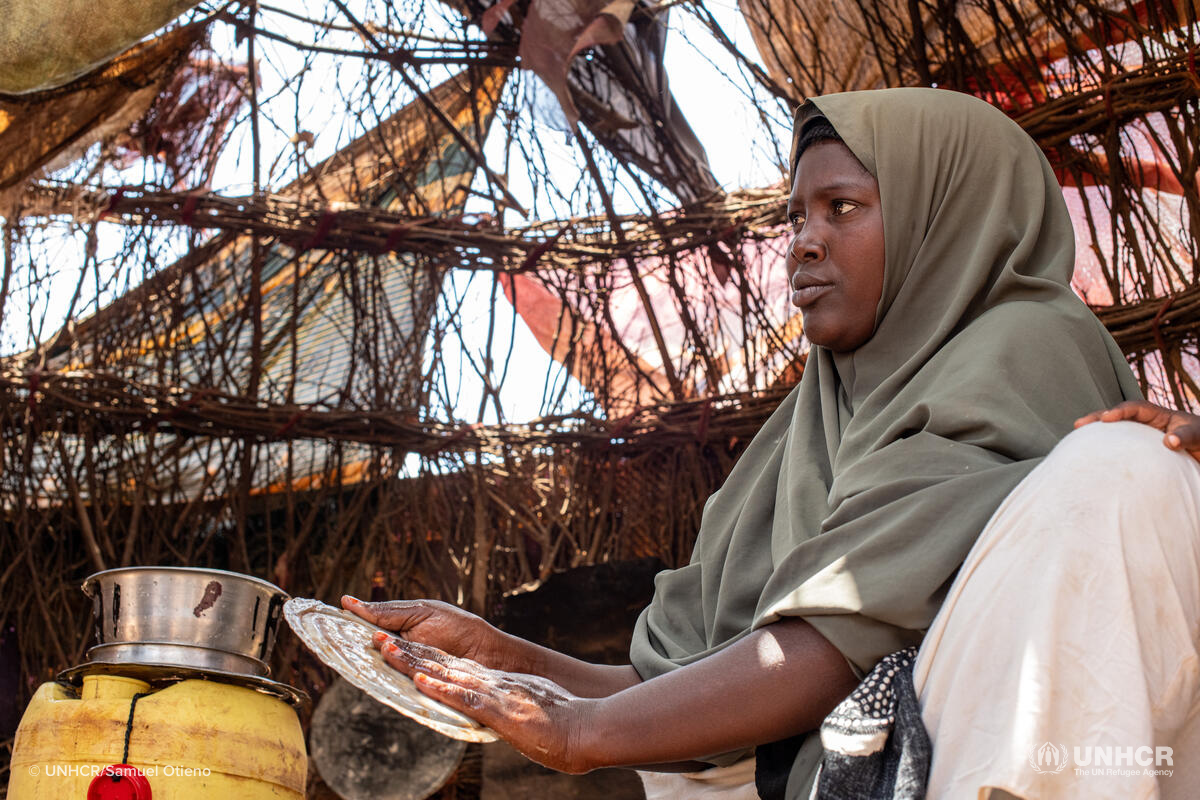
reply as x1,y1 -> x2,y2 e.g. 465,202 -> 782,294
629,88 -> 1141,795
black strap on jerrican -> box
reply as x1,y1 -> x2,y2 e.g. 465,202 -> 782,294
118,692 -> 151,777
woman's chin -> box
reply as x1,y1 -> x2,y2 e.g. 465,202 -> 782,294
805,324 -> 872,353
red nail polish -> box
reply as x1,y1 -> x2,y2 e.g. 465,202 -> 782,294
384,641 -> 399,654
372,631 -> 388,643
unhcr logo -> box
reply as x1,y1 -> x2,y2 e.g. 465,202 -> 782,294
1028,742 -> 1070,774
1027,743 -> 1175,777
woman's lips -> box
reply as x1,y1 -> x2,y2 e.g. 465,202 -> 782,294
791,282 -> 833,307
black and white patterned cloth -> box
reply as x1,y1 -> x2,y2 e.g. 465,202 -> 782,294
813,646 -> 931,800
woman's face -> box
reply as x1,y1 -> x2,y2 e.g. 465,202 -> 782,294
786,140 -> 886,353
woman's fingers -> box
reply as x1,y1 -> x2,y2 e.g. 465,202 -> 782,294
376,639 -> 510,708
386,637 -> 464,668
341,594 -> 380,624
374,645 -> 590,774
414,671 -> 489,713
381,639 -> 427,671
342,596 -> 437,632
1075,400 -> 1200,464
1074,400 -> 1166,429
1166,419 -> 1200,453
1099,400 -> 1168,425
378,638 -> 456,682
403,659 -> 568,754
384,643 -> 502,720
377,636 -> 490,683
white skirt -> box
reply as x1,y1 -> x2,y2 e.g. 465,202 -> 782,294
914,420 -> 1200,799
638,756 -> 759,799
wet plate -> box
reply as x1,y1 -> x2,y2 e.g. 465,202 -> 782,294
283,598 -> 498,743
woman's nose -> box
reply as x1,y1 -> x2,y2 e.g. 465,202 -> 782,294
788,229 -> 826,263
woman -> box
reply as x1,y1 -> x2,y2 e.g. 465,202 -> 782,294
344,88 -> 1200,798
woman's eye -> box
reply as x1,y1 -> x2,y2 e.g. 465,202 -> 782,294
789,214 -> 806,228
831,200 -> 857,216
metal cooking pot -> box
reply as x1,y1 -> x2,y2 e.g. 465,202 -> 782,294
82,566 -> 288,677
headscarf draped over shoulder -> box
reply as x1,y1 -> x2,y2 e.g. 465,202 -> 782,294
629,88 -> 1141,795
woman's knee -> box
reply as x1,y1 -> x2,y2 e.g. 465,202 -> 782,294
982,420 -> 1200,564
1041,420 -> 1200,503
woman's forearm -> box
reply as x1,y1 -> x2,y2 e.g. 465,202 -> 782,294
578,617 -> 857,770
497,629 -> 643,698
372,614 -> 857,775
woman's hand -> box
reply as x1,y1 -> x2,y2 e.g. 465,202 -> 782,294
342,595 -> 644,698
1075,400 -> 1200,463
374,632 -> 595,774
341,596 -> 509,669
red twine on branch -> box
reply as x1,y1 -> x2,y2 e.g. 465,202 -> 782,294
1151,294 -> 1176,357
26,370 -> 40,411
383,223 -> 413,252
518,228 -> 568,272
271,412 -> 304,439
608,406 -> 644,439
98,188 -> 127,221
299,210 -> 338,252
157,391 -> 207,423
180,192 -> 200,226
